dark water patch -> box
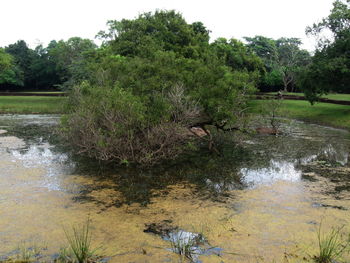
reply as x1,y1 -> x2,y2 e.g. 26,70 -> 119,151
312,203 -> 347,210
144,220 -> 177,236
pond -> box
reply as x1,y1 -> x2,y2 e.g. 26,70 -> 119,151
0,115 -> 349,262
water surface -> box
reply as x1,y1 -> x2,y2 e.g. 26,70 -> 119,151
0,115 -> 349,262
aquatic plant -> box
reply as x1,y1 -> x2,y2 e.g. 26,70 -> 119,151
7,242 -> 43,262
58,219 -> 101,263
313,224 -> 349,263
169,230 -> 203,262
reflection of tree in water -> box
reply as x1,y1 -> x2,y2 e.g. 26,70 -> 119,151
63,120 -> 350,207
7,117 -> 349,208
70,145 -> 251,206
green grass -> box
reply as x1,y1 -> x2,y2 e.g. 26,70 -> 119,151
266,92 -> 350,101
313,225 -> 349,263
0,96 -> 66,114
0,91 -> 65,95
323,93 -> 350,101
169,231 -> 199,262
58,219 -> 101,263
250,100 -> 350,130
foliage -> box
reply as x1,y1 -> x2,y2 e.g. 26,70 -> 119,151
211,38 -> 264,73
302,0 -> 350,101
258,97 -> 286,131
62,10 -> 259,165
0,48 -> 23,87
245,36 -> 311,92
61,82 -> 196,165
97,10 -> 210,59
5,40 -> 36,89
1,38 -> 96,91
48,37 -> 97,88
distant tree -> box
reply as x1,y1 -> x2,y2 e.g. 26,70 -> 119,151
211,38 -> 264,73
245,36 -> 310,92
302,0 -> 350,101
5,40 -> 36,89
275,38 -> 311,92
48,37 -> 97,88
29,43 -> 61,90
0,48 -> 23,87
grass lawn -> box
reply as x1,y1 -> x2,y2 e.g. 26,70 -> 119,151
0,96 -> 67,114
11,91 -> 65,94
265,92 -> 350,101
250,99 -> 350,130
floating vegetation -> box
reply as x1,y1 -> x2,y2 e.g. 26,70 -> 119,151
3,242 -> 45,263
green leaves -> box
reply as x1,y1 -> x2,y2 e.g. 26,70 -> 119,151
0,48 -> 23,86
301,0 -> 350,100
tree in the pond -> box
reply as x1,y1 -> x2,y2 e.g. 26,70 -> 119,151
61,10 -> 260,165
301,0 -> 350,102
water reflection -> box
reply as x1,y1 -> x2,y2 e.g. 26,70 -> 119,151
3,116 -> 350,203
11,144 -> 74,191
241,160 -> 302,187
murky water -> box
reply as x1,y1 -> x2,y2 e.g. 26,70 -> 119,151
0,115 -> 349,262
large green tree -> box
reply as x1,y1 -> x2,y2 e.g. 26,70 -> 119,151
302,0 -> 350,101
0,48 -> 23,87
5,40 -> 36,89
245,36 -> 310,92
62,10 -> 260,165
97,10 -> 210,59
48,37 -> 97,88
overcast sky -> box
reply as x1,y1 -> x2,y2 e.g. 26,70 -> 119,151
1,0 -> 334,51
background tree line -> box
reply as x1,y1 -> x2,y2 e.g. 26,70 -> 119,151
0,0 -> 349,98
0,38 -> 96,91
0,34 -> 311,93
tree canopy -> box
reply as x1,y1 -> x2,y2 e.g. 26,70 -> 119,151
0,48 -> 22,87
302,0 -> 350,101
61,10 -> 261,165
245,36 -> 311,92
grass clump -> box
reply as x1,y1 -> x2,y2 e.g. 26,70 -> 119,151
169,230 -> 204,262
313,224 -> 349,263
5,242 -> 44,263
57,219 -> 101,263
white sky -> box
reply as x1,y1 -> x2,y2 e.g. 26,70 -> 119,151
0,0 -> 334,51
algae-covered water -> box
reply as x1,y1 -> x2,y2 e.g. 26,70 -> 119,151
0,115 -> 349,262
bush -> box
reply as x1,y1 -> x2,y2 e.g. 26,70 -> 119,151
61,82 -> 198,165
